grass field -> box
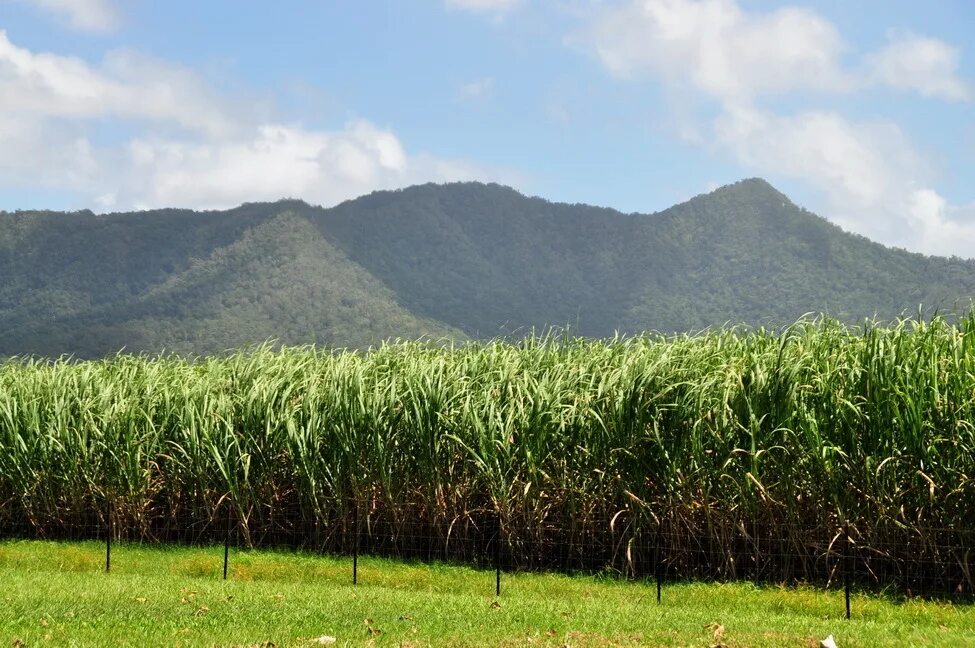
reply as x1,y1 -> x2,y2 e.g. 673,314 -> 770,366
0,540 -> 971,647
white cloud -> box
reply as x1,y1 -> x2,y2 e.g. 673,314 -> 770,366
904,193 -> 975,258
112,121 -> 494,210
0,112 -> 97,186
458,76 -> 494,100
0,32 -> 508,211
586,0 -> 853,101
0,31 -> 237,136
584,0 -> 971,103
445,0 -> 521,13
714,107 -> 926,210
865,30 -> 971,101
14,0 -> 120,33
579,0 -> 975,257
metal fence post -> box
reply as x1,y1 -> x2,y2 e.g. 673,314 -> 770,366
353,499 -> 359,586
495,509 -> 502,597
315,514 -> 323,556
223,502 -> 231,580
655,520 -> 662,604
844,523 -> 852,620
105,498 -> 112,573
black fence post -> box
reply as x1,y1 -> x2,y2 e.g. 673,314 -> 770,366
655,520 -> 662,605
352,499 -> 359,586
223,502 -> 231,581
844,523 -> 852,620
495,509 -> 502,597
315,513 -> 323,556
105,498 -> 112,573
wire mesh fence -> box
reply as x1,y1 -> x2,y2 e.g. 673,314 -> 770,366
2,496 -> 972,618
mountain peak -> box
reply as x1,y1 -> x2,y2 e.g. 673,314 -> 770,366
736,177 -> 778,190
670,177 -> 801,225
705,177 -> 789,202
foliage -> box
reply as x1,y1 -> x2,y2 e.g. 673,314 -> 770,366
1,316 -> 973,589
2,179 -> 974,356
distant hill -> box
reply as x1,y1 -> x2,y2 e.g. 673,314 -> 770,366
1,178 -> 973,357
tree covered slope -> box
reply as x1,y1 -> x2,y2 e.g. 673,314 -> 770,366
1,178 -> 973,356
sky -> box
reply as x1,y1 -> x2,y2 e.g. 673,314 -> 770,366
0,0 -> 973,257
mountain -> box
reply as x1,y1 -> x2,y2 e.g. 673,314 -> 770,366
1,178 -> 973,357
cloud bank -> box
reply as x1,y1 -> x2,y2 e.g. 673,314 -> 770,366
0,31 -> 502,211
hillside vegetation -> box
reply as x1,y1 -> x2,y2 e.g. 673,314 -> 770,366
1,179 -> 974,356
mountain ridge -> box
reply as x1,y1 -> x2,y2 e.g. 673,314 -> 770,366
1,178 -> 972,357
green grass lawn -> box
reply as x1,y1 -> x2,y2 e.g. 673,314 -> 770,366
0,540 -> 971,647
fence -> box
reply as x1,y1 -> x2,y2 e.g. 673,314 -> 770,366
2,497 -> 973,619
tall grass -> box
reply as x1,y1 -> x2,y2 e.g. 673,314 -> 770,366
1,315 -> 973,591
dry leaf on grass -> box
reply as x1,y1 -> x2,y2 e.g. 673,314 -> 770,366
704,622 -> 727,648
704,622 -> 725,640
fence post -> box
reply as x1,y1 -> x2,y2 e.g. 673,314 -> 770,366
495,508 -> 502,597
844,523 -> 852,620
105,498 -> 112,573
655,519 -> 662,605
223,502 -> 231,580
315,513 -> 323,556
352,499 -> 359,586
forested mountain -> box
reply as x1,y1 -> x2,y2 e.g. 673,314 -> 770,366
2,178 -> 973,357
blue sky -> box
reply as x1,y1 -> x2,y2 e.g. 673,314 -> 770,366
0,0 -> 973,256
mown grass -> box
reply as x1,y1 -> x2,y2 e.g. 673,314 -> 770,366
0,540 -> 972,647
